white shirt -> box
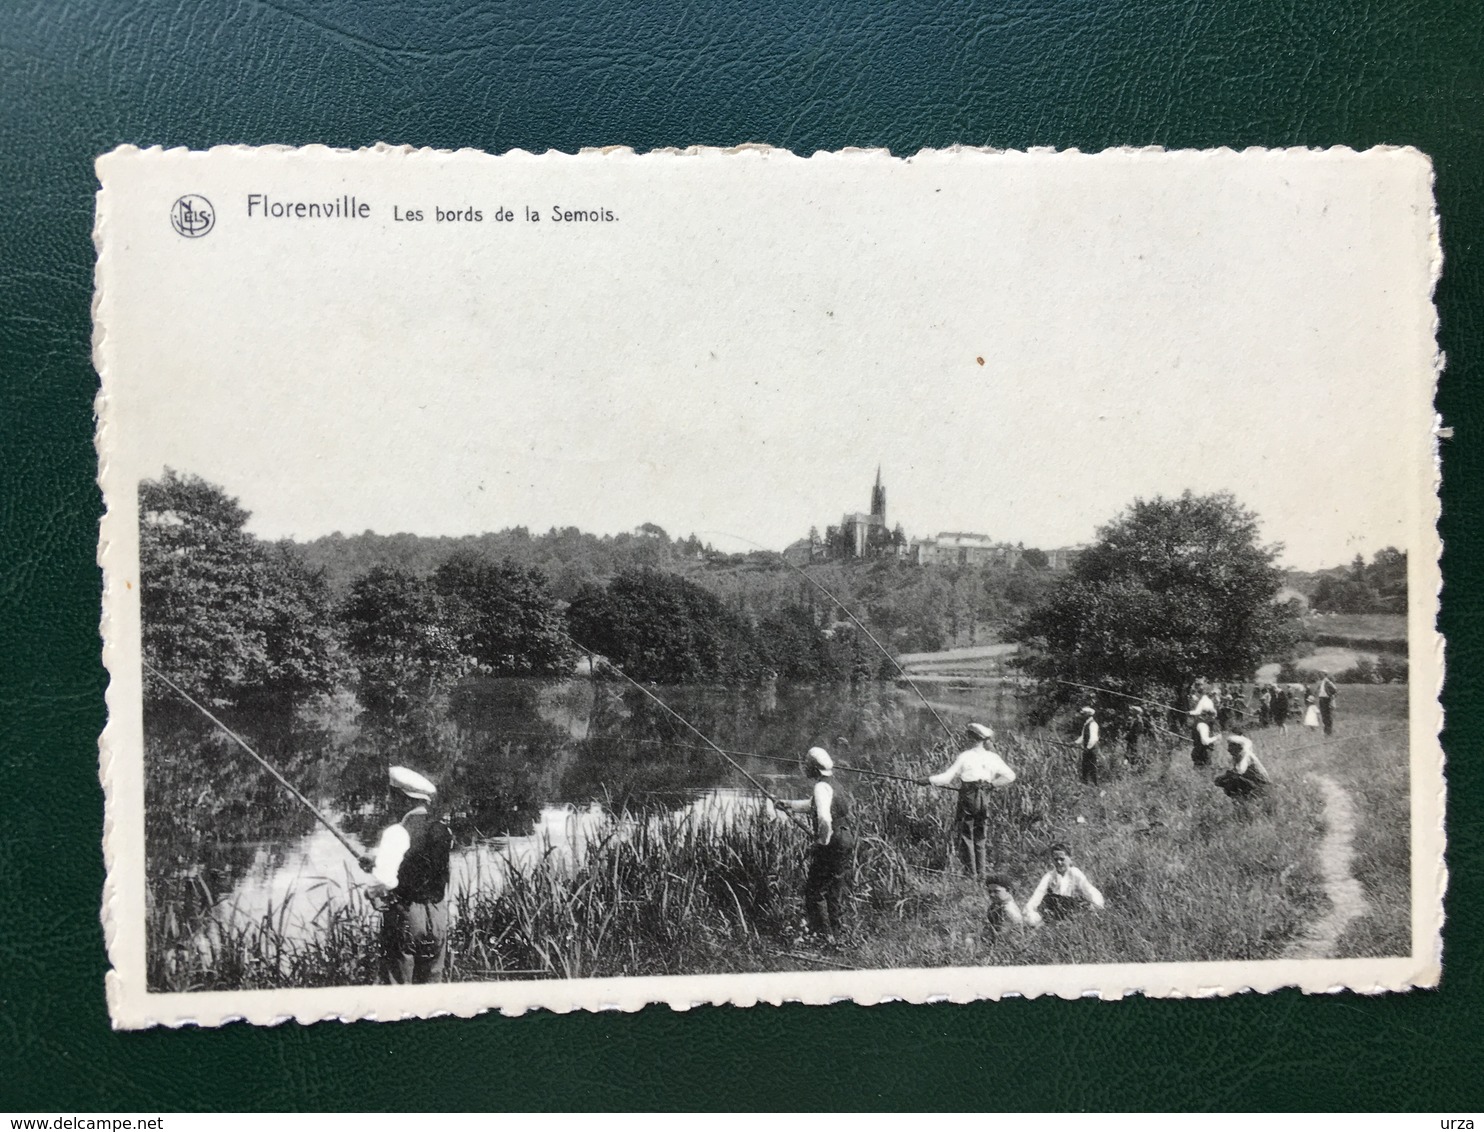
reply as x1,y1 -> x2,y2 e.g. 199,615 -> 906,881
1079,718 -> 1100,750
783,780 -> 836,846
1194,720 -> 1216,746
369,806 -> 426,889
929,744 -> 1017,788
1024,865 -> 1105,924
1191,694 -> 1216,716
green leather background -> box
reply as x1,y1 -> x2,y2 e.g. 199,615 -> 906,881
2,0 -> 1480,1111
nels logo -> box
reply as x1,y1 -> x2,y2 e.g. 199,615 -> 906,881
170,194 -> 215,238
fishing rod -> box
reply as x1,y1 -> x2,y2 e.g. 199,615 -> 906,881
741,748 -> 957,791
701,531 -> 960,746
1055,678 -> 1188,715
561,635 -> 814,837
142,660 -> 365,861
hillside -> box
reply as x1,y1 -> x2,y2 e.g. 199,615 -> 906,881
285,527 -> 1058,654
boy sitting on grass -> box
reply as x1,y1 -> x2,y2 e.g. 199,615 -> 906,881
983,873 -> 1026,934
1023,842 -> 1105,926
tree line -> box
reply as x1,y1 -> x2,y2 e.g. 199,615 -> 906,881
139,471 -> 887,716
142,472 -> 1363,722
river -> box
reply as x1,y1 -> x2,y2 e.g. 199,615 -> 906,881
144,677 -> 1024,943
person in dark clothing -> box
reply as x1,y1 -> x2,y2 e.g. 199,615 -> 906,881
1189,706 -> 1218,768
777,747 -> 857,940
1075,706 -> 1101,785
1317,674 -> 1338,735
1270,683 -> 1291,732
359,765 -> 454,984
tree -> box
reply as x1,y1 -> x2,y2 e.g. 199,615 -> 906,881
139,470 -> 342,710
1312,546 -> 1407,614
340,566 -> 468,715
432,551 -> 572,676
1020,547 -> 1050,570
1010,491 -> 1297,707
566,568 -> 760,683
754,604 -> 847,682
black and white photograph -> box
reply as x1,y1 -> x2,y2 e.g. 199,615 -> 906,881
94,144 -> 1444,1026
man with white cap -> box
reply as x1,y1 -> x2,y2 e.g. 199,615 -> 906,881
775,746 -> 857,941
928,723 -> 1017,878
358,765 -> 453,984
1075,707 -> 1101,785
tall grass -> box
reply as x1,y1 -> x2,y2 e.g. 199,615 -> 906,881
148,719 -> 1337,989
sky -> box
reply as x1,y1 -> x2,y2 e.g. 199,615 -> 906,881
101,147 -> 1439,570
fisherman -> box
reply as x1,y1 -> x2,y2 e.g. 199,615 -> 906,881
1317,673 -> 1339,736
1075,706 -> 1101,785
927,723 -> 1017,878
1189,704 -> 1219,769
358,765 -> 453,984
1257,682 -> 1273,727
776,747 -> 857,942
983,873 -> 1026,935
1214,724 -> 1272,806
1023,842 -> 1105,925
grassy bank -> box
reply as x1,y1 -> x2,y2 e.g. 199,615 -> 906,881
148,719 -> 1339,990
1291,685 -> 1411,958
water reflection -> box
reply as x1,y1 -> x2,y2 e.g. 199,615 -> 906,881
145,677 -> 1022,945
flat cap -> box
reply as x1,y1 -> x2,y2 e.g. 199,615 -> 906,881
389,765 -> 437,801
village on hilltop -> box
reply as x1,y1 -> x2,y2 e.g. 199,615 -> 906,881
782,467 -> 1086,570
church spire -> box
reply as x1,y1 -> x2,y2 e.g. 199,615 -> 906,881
870,465 -> 886,523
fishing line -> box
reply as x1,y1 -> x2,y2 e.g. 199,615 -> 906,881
142,660 -> 365,861
560,634 -> 815,837
1055,678 -> 1187,715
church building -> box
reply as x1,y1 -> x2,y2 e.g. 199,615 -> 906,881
839,466 -> 894,558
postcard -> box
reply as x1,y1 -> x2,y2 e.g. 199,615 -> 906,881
95,144 -> 1444,1027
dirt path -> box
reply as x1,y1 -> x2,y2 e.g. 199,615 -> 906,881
1286,772 -> 1371,959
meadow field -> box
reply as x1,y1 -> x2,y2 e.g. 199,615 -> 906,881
146,682 -> 1411,991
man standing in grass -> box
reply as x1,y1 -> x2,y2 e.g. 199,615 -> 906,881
1317,673 -> 1339,735
1271,682 -> 1291,732
1075,706 -> 1101,785
1023,842 -> 1105,925
776,747 -> 857,942
928,723 -> 1017,878
359,765 -> 453,984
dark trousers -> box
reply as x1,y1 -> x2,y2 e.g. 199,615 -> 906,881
955,785 -> 993,876
804,837 -> 854,936
381,899 -> 449,984
1080,747 -> 1099,785
1319,697 -> 1334,735
1040,892 -> 1082,921
1192,740 -> 1214,768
